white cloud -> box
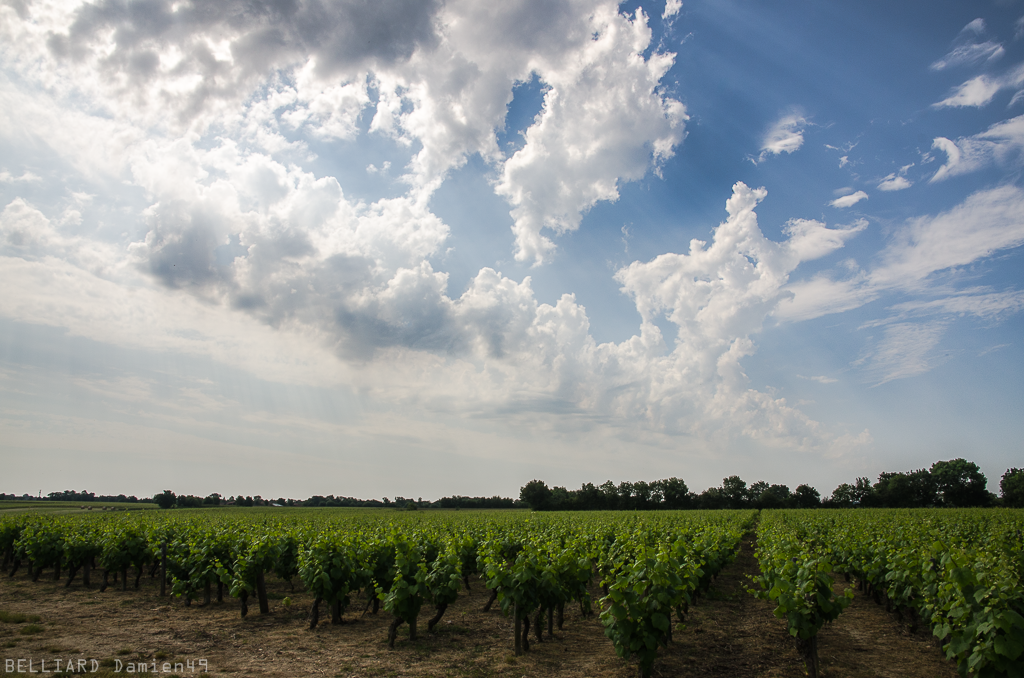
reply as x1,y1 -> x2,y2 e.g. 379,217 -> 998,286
0,181 -> 868,455
886,289 -> 1024,321
872,184 -> 1024,287
798,375 -> 838,384
930,114 -> 1024,182
0,170 -> 40,183
494,6 -> 687,264
860,321 -> 948,386
2,0 -> 686,272
829,191 -> 868,208
663,0 -> 683,20
934,75 -> 1002,108
778,185 -> 1024,324
775,272 -> 876,322
877,174 -> 912,191
757,113 -> 805,162
930,41 -> 1003,71
930,19 -> 1003,71
933,63 -> 1024,108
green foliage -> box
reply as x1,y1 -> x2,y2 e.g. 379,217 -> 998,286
154,491 -> 176,510
379,539 -> 429,626
1001,469 -> 1024,508
768,508 -> 1024,678
298,532 -> 370,610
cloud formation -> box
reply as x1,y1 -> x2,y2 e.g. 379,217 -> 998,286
930,19 -> 1004,71
930,114 -> 1024,182
877,173 -> 912,191
933,63 -> 1024,108
1,178 -> 868,453
829,191 -> 868,208
757,113 -> 806,162
777,183 -> 1024,382
780,184 -> 1024,322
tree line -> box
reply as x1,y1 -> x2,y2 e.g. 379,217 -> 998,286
7,460 -> 1021,511
519,460 -> 1024,511
150,491 -> 525,510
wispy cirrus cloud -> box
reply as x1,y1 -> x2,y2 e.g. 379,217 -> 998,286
778,184 -> 1024,320
930,18 -> 1004,71
857,321 -> 949,386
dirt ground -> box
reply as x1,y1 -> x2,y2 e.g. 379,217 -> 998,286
0,537 -> 960,678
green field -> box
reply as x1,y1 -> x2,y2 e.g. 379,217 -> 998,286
1,507 -> 1021,678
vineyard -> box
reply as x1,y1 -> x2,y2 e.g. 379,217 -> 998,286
0,508 -> 1022,677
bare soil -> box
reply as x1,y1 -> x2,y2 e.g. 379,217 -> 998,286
0,536 -> 960,677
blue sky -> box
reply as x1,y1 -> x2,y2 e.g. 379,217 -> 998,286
1,0 -> 1023,501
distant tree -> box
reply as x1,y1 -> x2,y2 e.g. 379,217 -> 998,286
721,476 -> 748,509
576,482 -> 603,510
154,490 -> 176,509
550,486 -> 572,511
520,480 -> 553,511
1001,468 -> 1024,508
176,495 -> 202,508
633,480 -> 653,510
930,459 -> 989,507
658,477 -> 689,509
617,481 -> 636,510
828,483 -> 857,507
203,493 -> 221,505
599,481 -> 618,509
853,477 -> 873,505
793,484 -> 821,508
748,481 -> 769,505
696,487 -> 729,510
758,485 -> 791,509
872,470 -> 935,508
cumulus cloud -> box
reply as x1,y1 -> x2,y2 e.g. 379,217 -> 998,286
0,1 -> 898,458
29,0 -> 441,129
757,113 -> 806,162
663,0 -> 682,20
829,191 -> 868,208
1,179 -> 867,454
930,114 -> 1024,182
4,0 -> 686,247
494,5 -> 687,264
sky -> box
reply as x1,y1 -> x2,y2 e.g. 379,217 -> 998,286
1,0 -> 1023,502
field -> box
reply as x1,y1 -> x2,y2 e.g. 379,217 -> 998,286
0,502 -> 158,515
0,507 -> 1020,677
